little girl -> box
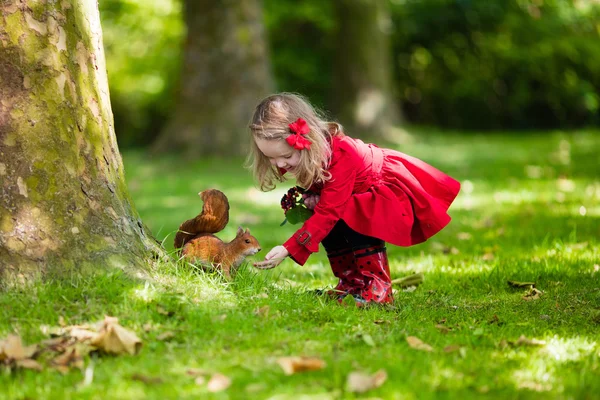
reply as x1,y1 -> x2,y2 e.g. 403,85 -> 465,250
249,93 -> 460,304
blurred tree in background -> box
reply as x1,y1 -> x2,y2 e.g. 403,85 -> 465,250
151,0 -> 272,156
99,0 -> 600,149
332,0 -> 401,138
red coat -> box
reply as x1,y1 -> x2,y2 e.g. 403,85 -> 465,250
283,135 -> 461,265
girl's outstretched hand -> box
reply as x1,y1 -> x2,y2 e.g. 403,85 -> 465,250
302,194 -> 320,210
253,245 -> 289,269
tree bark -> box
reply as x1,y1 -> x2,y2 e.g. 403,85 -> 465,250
152,0 -> 273,156
332,0 -> 401,139
0,0 -> 161,283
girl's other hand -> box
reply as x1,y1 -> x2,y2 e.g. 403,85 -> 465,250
302,194 -> 320,210
253,245 -> 289,269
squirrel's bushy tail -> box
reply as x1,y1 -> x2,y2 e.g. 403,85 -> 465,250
174,189 -> 230,249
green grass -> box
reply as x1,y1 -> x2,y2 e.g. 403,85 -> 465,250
1,129 -> 599,399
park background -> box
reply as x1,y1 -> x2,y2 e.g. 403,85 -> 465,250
1,0 -> 599,398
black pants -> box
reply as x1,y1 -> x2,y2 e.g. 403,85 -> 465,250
321,220 -> 383,253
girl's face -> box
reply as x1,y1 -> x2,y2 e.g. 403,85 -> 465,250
255,137 -> 301,172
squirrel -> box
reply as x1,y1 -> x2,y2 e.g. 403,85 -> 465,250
174,189 -> 261,279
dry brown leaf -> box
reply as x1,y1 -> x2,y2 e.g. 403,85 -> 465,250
41,336 -> 72,352
15,359 -> 43,371
513,335 -> 546,347
522,287 -> 543,301
156,305 -> 174,317
54,365 -> 70,374
482,253 -> 495,261
207,373 -> 231,392
457,232 -> 472,241
435,324 -> 451,334
90,316 -> 142,355
69,327 -> 97,342
1,335 -> 38,361
156,331 -> 176,341
507,280 -> 536,288
187,368 -> 209,377
346,369 -> 387,393
254,305 -> 270,318
373,319 -> 390,325
443,344 -> 461,353
51,347 -> 84,372
406,336 -> 434,352
276,356 -> 326,375
131,373 -> 163,385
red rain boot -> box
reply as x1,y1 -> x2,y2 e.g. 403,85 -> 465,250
323,248 -> 365,299
353,245 -> 393,304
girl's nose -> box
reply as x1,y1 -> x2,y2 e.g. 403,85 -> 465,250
276,159 -> 287,168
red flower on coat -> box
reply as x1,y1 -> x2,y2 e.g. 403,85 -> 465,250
286,118 -> 312,150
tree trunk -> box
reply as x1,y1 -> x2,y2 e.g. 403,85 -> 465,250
0,0 -> 161,282
332,0 -> 401,139
152,0 -> 273,156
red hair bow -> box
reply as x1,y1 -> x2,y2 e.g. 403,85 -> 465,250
286,118 -> 312,150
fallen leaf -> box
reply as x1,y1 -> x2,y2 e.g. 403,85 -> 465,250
391,273 -> 424,288
51,346 -> 84,372
207,373 -> 231,392
512,335 -> 546,347
457,232 -> 472,241
443,344 -> 461,353
522,287 -> 543,301
41,336 -> 72,352
508,280 -> 536,288
131,373 -> 163,385
373,319 -> 390,325
187,368 -> 209,377
346,369 -> 387,393
276,356 -> 326,375
435,324 -> 451,334
156,332 -> 176,341
254,305 -> 270,318
90,316 -> 142,355
406,336 -> 434,352
156,305 -> 174,317
482,253 -> 495,261
1,335 -> 38,360
15,359 -> 43,371
69,327 -> 97,341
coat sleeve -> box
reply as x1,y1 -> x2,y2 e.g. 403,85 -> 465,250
283,143 -> 359,265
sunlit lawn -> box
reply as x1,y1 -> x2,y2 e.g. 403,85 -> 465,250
1,129 -> 599,399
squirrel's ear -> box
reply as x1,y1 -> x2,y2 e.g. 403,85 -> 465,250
237,226 -> 244,236
245,228 -> 250,234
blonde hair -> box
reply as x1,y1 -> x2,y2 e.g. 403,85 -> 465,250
247,93 -> 343,191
